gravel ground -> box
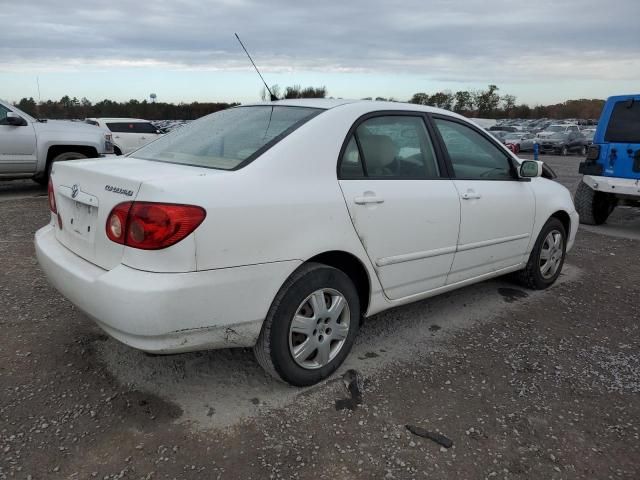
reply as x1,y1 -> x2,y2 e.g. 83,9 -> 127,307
1,155 -> 639,479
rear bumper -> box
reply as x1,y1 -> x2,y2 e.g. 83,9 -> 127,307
582,175 -> 640,198
35,225 -> 300,353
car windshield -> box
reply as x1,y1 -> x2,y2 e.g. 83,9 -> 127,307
133,106 -> 322,170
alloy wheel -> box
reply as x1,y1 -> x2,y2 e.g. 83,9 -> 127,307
539,230 -> 564,279
288,288 -> 350,370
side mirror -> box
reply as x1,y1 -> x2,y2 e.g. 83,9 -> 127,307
4,112 -> 28,127
520,160 -> 542,178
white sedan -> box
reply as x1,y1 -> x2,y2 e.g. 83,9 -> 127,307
36,99 -> 579,386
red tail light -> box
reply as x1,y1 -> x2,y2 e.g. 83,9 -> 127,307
106,202 -> 206,250
48,178 -> 57,214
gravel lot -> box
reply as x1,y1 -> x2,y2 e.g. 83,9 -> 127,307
1,155 -> 639,479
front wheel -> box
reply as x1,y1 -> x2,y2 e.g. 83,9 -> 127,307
518,217 -> 567,290
254,263 -> 360,386
33,151 -> 88,186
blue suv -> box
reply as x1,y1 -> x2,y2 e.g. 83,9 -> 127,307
576,94 -> 640,224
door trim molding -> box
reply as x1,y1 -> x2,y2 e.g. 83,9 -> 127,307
376,232 -> 530,267
376,245 -> 457,267
457,233 -> 530,253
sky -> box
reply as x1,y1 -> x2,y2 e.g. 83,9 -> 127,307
1,0 -> 639,106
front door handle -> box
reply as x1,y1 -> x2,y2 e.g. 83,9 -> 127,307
354,196 -> 385,205
461,192 -> 481,200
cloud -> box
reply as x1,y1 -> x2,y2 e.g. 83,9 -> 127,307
1,0 -> 639,88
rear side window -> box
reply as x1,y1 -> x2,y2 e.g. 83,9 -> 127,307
605,100 -> 640,143
339,115 -> 440,179
107,122 -> 158,134
0,104 -> 9,123
134,106 -> 321,170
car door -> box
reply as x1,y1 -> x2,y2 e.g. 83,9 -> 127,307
602,97 -> 640,180
338,113 -> 461,300
132,122 -> 161,149
106,122 -> 139,154
0,104 -> 37,173
431,115 -> 535,284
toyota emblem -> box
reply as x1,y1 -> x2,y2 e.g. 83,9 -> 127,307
71,184 -> 79,199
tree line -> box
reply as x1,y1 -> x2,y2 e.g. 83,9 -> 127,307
13,84 -> 605,120
407,85 -> 604,119
14,96 -> 237,120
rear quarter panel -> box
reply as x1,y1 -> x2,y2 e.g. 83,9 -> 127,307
174,105 -> 387,312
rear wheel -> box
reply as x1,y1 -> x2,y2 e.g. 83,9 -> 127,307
574,181 -> 616,225
254,263 -> 360,386
518,217 -> 567,290
560,145 -> 568,156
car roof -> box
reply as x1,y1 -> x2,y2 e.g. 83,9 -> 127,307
87,117 -> 151,123
239,98 -> 470,119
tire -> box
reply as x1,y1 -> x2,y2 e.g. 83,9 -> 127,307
560,145 -> 568,156
254,263 -> 360,386
579,145 -> 587,156
518,217 -> 567,290
33,151 -> 88,186
574,181 -> 616,225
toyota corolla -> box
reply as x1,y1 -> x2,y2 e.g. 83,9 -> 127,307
35,99 -> 578,386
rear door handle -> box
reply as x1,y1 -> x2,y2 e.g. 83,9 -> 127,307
461,192 -> 481,200
354,196 -> 385,205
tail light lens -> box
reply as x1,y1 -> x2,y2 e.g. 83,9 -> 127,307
586,145 -> 600,161
48,178 -> 57,213
106,202 -> 206,250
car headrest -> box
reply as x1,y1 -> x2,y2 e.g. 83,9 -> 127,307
359,135 -> 396,171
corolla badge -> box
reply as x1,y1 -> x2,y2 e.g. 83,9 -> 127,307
71,184 -> 79,199
105,185 -> 134,197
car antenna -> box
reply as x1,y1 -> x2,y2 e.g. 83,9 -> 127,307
234,33 -> 278,101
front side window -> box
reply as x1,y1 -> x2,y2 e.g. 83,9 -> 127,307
605,100 -> 640,143
133,106 -> 321,170
434,118 -> 513,180
339,115 -> 440,179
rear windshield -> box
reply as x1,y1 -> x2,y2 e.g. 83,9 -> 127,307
605,100 -> 640,143
133,106 -> 322,170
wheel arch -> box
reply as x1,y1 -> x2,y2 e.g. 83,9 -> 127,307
46,145 -> 99,163
305,250 -> 371,317
550,209 -> 571,236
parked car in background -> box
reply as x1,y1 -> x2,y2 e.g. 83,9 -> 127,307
0,99 -> 113,184
86,118 -> 162,155
37,99 -> 578,386
539,131 -> 588,156
503,132 -> 536,153
581,128 -> 596,145
576,94 -> 640,225
537,124 -> 580,139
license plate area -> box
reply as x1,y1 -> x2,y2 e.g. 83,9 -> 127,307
68,201 -> 98,241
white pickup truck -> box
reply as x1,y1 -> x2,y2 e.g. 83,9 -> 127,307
0,99 -> 114,185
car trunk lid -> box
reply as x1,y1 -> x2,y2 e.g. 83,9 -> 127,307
51,157 -> 208,270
